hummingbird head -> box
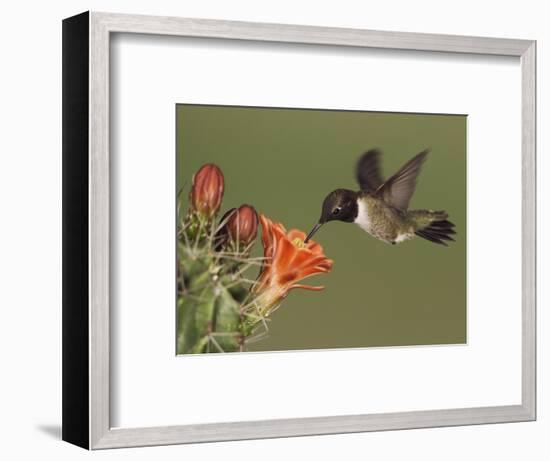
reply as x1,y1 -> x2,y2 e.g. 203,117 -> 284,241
305,189 -> 358,243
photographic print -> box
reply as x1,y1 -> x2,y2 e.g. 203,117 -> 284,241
176,104 -> 466,354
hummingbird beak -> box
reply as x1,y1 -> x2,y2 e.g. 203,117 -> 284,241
304,222 -> 323,243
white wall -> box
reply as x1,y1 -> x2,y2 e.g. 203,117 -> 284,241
0,1 -> 545,459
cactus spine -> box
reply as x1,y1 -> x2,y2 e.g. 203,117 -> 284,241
176,163 -> 333,354
176,221 -> 259,353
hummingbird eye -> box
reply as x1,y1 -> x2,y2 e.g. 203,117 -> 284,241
332,207 -> 341,215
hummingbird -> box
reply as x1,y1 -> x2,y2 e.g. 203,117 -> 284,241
305,149 -> 456,246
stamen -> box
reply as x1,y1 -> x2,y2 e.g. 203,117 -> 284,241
292,237 -> 306,248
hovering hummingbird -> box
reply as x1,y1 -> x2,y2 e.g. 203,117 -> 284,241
305,149 -> 456,246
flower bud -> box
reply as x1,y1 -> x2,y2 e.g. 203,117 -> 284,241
190,164 -> 224,217
217,205 -> 258,250
226,205 -> 258,245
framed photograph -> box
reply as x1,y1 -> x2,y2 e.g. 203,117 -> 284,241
62,11 -> 536,449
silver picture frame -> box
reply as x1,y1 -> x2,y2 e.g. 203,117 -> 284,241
62,11 -> 536,449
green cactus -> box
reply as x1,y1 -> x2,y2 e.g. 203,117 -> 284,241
176,215 -> 261,354
176,163 -> 333,354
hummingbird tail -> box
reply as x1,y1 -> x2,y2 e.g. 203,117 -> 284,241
411,210 -> 456,246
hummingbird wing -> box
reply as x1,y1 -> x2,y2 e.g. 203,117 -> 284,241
376,149 -> 429,210
355,149 -> 384,192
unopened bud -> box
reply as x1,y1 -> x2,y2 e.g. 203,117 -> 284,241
190,164 -> 224,217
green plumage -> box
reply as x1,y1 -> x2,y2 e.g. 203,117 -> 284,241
357,194 -> 453,245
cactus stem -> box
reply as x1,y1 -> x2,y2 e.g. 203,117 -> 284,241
192,219 -> 205,252
230,263 -> 260,279
179,271 -> 187,294
234,277 -> 258,285
215,251 -> 265,260
225,278 -> 256,290
241,295 -> 271,315
245,330 -> 269,344
183,292 -> 213,303
216,255 -> 266,266
251,315 -> 270,333
206,216 -> 219,248
208,335 -> 226,353
178,223 -> 191,248
249,303 -> 270,331
248,286 -> 286,318
223,279 -> 252,291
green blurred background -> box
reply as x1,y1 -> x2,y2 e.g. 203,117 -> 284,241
176,104 -> 466,351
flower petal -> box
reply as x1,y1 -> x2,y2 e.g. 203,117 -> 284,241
294,254 -> 331,271
287,229 -> 307,242
295,265 -> 331,280
273,237 -> 298,273
254,214 -> 333,312
305,241 -> 324,255
289,284 -> 325,291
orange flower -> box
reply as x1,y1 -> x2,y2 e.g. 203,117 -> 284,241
253,214 -> 333,314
